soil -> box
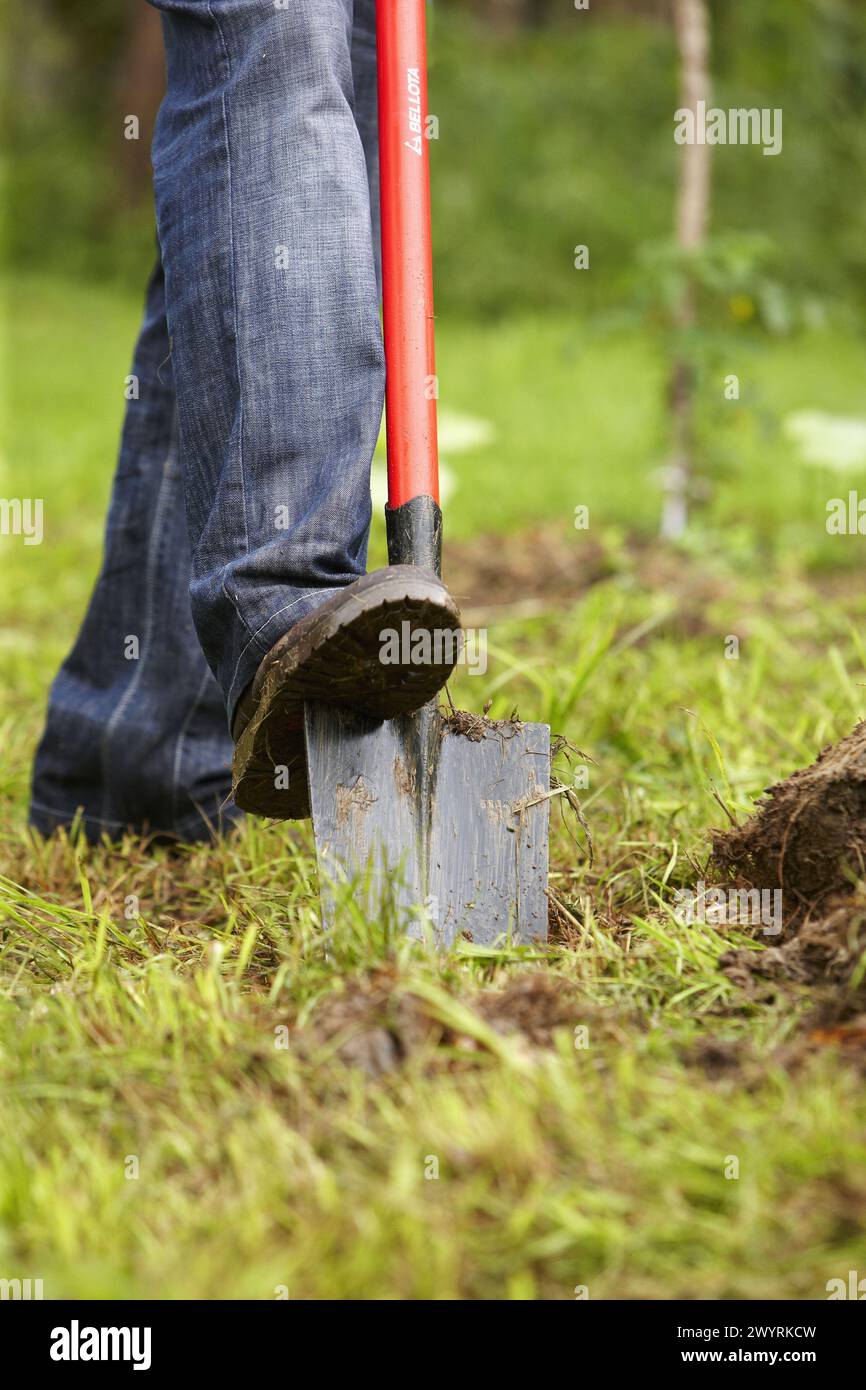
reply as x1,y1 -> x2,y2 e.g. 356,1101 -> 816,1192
443,521 -> 733,638
443,524 -> 614,618
710,723 -> 866,1054
712,721 -> 866,921
721,897 -> 866,990
439,708 -> 523,742
302,968 -> 598,1077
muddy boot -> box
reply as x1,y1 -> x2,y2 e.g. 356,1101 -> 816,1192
231,567 -> 461,818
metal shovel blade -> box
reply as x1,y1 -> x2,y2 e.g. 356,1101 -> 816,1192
304,702 -> 550,947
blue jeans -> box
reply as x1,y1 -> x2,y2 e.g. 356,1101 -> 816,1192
30,0 -> 384,842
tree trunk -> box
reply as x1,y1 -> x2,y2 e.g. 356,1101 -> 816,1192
661,0 -> 711,540
114,2 -> 166,207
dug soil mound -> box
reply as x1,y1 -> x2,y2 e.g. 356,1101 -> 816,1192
714,723 -> 866,1036
722,897 -> 866,1000
719,899 -> 866,1071
712,720 -> 866,919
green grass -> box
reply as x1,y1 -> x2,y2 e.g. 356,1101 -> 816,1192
7,273 -> 866,557
2,275 -> 866,1299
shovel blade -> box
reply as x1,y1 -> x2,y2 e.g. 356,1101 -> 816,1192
304,703 -> 549,947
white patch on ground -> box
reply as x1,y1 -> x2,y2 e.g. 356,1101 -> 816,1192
785,411 -> 866,471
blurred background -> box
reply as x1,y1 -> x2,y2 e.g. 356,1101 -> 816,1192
5,0 -> 866,606
7,0 -> 866,310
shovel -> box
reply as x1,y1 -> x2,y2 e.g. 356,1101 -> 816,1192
303,0 -> 550,948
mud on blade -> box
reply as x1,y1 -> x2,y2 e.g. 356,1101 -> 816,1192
304,704 -> 550,948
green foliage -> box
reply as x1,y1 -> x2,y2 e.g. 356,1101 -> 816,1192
6,3 -> 866,315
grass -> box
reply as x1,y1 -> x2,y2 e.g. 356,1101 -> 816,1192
2,275 -> 866,1299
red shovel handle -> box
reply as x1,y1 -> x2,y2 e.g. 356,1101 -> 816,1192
377,0 -> 441,567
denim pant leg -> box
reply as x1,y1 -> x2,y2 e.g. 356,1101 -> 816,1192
150,0 -> 385,725
29,261 -> 239,843
352,0 -> 381,292
30,2 -> 381,842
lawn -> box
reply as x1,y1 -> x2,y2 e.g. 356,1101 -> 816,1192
2,275 -> 866,1299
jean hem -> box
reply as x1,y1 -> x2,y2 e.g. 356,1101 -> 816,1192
29,798 -> 241,845
224,583 -> 345,728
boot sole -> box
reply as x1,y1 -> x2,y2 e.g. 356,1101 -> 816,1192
232,567 -> 461,818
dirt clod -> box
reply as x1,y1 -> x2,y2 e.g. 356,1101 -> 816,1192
304,969 -> 590,1077
439,708 -> 523,742
721,896 -> 866,990
475,973 -> 586,1046
719,897 -> 866,1072
712,721 -> 866,921
444,525 -> 614,619
682,1037 -> 746,1079
706,724 -> 866,1058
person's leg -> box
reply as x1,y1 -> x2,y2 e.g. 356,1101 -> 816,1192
150,0 -> 387,726
351,0 -> 381,292
30,260 -> 239,843
150,0 -> 459,821
33,2 -> 458,838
